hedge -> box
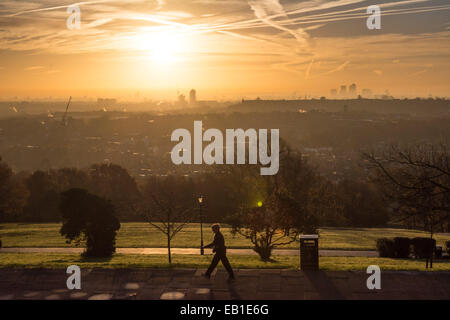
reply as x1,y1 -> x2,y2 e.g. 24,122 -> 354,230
376,237 -> 438,259
393,237 -> 411,258
412,237 -> 436,259
376,238 -> 396,258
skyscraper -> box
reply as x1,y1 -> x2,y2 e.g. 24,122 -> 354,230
362,89 -> 372,97
178,93 -> 186,106
340,85 -> 347,97
349,83 -> 357,96
189,89 -> 197,105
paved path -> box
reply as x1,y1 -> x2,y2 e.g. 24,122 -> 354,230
0,247 -> 378,257
0,268 -> 449,300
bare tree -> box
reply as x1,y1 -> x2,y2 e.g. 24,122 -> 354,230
142,175 -> 195,264
363,142 -> 450,267
227,144 -> 324,261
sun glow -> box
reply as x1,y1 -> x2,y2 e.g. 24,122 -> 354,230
134,29 -> 188,65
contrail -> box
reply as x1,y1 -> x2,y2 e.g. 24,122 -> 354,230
6,0 -> 112,17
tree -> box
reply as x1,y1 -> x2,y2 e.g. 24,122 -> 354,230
89,163 -> 141,220
24,170 -> 60,222
336,179 -> 389,227
24,168 -> 92,222
0,156 -> 13,219
192,172 -> 239,223
0,157 -> 28,222
226,144 -> 323,261
142,175 -> 195,264
363,143 -> 450,267
228,195 -> 299,261
60,188 -> 120,257
55,167 -> 91,192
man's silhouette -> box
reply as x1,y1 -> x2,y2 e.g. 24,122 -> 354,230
203,223 -> 235,280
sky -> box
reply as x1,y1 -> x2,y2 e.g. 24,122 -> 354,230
0,0 -> 449,100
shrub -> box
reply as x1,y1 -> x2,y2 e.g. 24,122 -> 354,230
393,237 -> 411,258
60,188 -> 120,258
412,237 -> 436,259
376,238 -> 396,257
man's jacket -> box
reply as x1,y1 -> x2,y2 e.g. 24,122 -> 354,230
205,231 -> 227,254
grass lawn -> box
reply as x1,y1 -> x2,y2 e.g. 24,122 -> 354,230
1,223 -> 449,250
1,253 -> 449,271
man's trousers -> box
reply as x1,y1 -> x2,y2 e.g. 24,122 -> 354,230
205,252 -> 234,277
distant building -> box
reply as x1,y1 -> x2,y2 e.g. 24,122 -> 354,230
97,98 -> 117,106
330,89 -> 337,97
349,83 -> 357,96
362,89 -> 372,97
189,89 -> 197,105
178,94 -> 187,106
340,85 -> 347,97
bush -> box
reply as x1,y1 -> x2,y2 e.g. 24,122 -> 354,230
376,238 -> 396,257
60,188 -> 120,258
393,237 -> 411,258
412,237 -> 436,259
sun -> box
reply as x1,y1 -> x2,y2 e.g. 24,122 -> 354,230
134,29 -> 186,65
150,31 -> 181,64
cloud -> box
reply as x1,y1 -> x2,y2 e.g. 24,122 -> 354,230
5,1 -> 112,17
410,69 -> 427,76
305,60 -> 350,79
46,70 -> 61,74
0,0 -> 448,79
247,0 -> 309,46
374,70 -> 383,76
305,59 -> 314,79
25,66 -> 45,71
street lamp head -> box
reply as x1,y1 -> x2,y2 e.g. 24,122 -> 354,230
198,195 -> 203,204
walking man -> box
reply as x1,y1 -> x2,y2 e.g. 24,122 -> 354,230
203,223 -> 235,280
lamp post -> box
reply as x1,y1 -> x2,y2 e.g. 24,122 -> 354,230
198,195 -> 204,255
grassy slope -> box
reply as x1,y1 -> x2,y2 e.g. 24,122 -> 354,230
1,223 -> 449,250
1,253 -> 449,271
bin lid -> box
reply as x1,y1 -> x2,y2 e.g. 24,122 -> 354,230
300,234 -> 319,239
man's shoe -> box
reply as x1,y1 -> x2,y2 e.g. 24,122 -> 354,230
202,273 -> 211,279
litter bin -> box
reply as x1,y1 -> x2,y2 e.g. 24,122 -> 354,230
300,235 -> 319,270
435,245 -> 442,259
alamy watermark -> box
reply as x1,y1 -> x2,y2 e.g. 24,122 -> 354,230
67,4 -> 81,30
171,121 -> 280,175
65,4 -> 380,31
366,265 -> 381,290
367,5 -> 381,30
66,265 -> 81,290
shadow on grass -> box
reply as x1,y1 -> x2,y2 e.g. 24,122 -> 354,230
261,258 -> 278,263
76,255 -> 113,263
3,231 -> 32,237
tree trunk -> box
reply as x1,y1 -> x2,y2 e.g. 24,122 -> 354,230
429,230 -> 433,269
254,244 -> 272,261
168,235 -> 172,264
168,212 -> 172,264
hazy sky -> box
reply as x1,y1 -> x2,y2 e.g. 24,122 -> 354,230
0,0 -> 449,100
